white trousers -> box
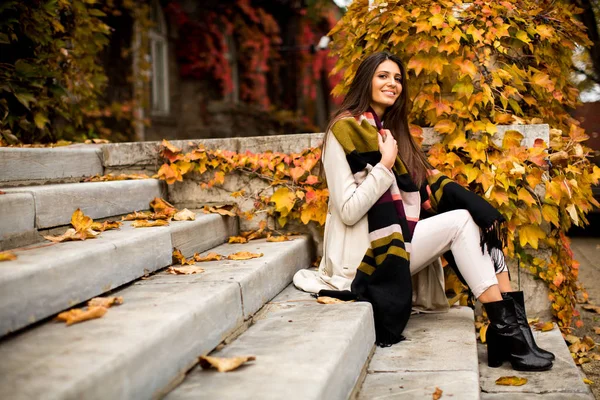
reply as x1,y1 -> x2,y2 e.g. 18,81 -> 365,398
410,209 -> 507,298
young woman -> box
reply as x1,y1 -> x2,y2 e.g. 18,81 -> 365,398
293,52 -> 554,372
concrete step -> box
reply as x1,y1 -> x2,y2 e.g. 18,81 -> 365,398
165,285 -> 375,400
0,179 -> 165,250
479,323 -> 594,399
0,237 -> 311,400
357,307 -> 480,399
0,213 -> 237,336
0,146 -> 103,186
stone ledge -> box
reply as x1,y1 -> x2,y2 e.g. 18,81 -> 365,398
0,146 -> 103,186
165,284 -> 375,400
0,193 -> 35,239
0,213 -> 234,336
3,179 -> 166,229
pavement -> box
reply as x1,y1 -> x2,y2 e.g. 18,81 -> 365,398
570,220 -> 600,400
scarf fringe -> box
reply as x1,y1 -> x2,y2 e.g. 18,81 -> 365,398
480,219 -> 508,275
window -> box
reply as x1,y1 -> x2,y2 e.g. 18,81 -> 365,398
149,0 -> 170,115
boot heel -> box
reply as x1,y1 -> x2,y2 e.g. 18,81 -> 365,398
487,330 -> 504,368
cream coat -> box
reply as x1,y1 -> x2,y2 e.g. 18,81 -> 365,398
293,130 -> 449,312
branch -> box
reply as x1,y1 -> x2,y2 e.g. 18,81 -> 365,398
572,66 -> 600,85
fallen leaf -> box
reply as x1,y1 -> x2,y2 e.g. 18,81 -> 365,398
167,265 -> 205,275
266,235 -> 291,242
582,304 -> 600,314
88,296 -> 124,308
584,378 -> 594,385
583,335 -> 596,349
56,306 -> 107,326
479,323 -> 489,344
495,376 -> 528,386
71,208 -> 94,232
149,211 -> 173,220
0,251 -> 17,262
203,204 -> 237,217
317,296 -> 355,304
150,197 -> 177,217
131,220 -> 169,228
594,327 -> 600,334
432,387 -> 443,400
199,355 -> 256,372
194,252 -> 224,262
90,220 -> 122,232
84,138 -> 111,144
84,173 -> 149,182
0,190 -> 5,195
44,227 -> 99,242
122,211 -> 154,221
227,251 -> 263,260
173,249 -> 195,265
527,317 -> 540,325
565,334 -> 581,344
173,208 -> 196,221
228,236 -> 248,244
533,321 -> 554,332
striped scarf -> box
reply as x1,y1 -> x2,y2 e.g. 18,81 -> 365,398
319,110 -> 506,347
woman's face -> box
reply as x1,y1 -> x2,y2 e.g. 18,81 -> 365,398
370,59 -> 402,115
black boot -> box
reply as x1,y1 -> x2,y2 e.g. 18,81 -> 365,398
484,299 -> 553,371
502,291 -> 555,361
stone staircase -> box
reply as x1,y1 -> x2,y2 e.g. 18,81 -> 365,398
0,140 -> 593,400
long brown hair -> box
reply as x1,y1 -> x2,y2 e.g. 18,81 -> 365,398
322,52 -> 430,187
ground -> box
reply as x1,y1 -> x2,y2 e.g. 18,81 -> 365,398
571,213 -> 600,399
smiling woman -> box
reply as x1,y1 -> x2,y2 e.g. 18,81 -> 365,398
292,51 -> 555,372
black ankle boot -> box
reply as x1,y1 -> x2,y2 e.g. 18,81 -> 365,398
483,299 -> 553,371
502,291 -> 555,361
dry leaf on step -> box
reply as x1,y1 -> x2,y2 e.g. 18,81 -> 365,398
266,235 -> 291,242
203,204 -> 237,217
533,321 -> 554,332
0,251 -> 17,262
227,251 -> 263,260
479,323 -> 489,344
150,197 -> 177,217
317,296 -> 355,304
122,211 -> 154,221
172,249 -> 195,265
90,220 -> 122,232
132,219 -> 169,228
88,296 -> 124,308
582,304 -> 600,314
199,355 -> 256,372
584,378 -> 594,385
167,265 -> 205,275
564,334 -> 581,345
194,252 -> 223,262
495,376 -> 528,386
594,327 -> 600,334
44,227 -> 99,242
432,387 -> 443,400
527,317 -> 539,325
228,236 -> 248,244
173,208 -> 196,221
56,306 -> 107,326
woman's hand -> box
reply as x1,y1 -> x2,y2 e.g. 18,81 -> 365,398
378,129 -> 398,170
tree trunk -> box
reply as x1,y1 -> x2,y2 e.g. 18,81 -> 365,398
575,0 -> 600,84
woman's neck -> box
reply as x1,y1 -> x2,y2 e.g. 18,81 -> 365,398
369,104 -> 386,120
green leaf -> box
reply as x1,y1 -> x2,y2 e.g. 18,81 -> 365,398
34,113 -> 49,129
13,92 -> 36,109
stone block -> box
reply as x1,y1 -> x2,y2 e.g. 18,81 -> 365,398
0,193 -> 35,238
166,286 -> 375,400
368,307 -> 478,373
358,370 -> 480,399
0,222 -> 172,335
3,179 -> 165,229
169,213 -> 238,258
0,147 -> 103,185
479,323 -> 593,398
0,279 -> 243,400
507,255 -> 553,320
139,236 -> 313,319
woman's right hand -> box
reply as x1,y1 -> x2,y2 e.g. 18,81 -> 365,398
378,129 -> 398,170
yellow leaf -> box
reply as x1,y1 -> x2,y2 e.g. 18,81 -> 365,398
434,119 -> 457,134
132,219 -> 169,228
231,190 -> 246,198
266,235 -> 291,242
317,296 -> 355,304
203,205 -> 237,217
502,130 -> 523,149
228,236 -> 249,244
518,224 -> 545,249
90,220 -> 122,232
227,251 -> 263,260
479,323 -> 489,343
56,306 -> 107,326
88,296 -> 123,308
150,197 -> 177,217
270,187 -> 296,217
172,248 -> 195,265
167,265 -> 205,275
582,304 -> 600,314
517,188 -> 536,206
531,72 -> 555,92
533,321 -> 554,332
122,211 -> 153,221
429,13 -> 444,28
199,355 -> 256,373
432,387 -> 443,400
584,378 -> 594,385
173,208 -> 196,221
0,251 -> 17,262
495,376 -> 528,386
566,204 -> 579,226
194,252 -> 224,262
